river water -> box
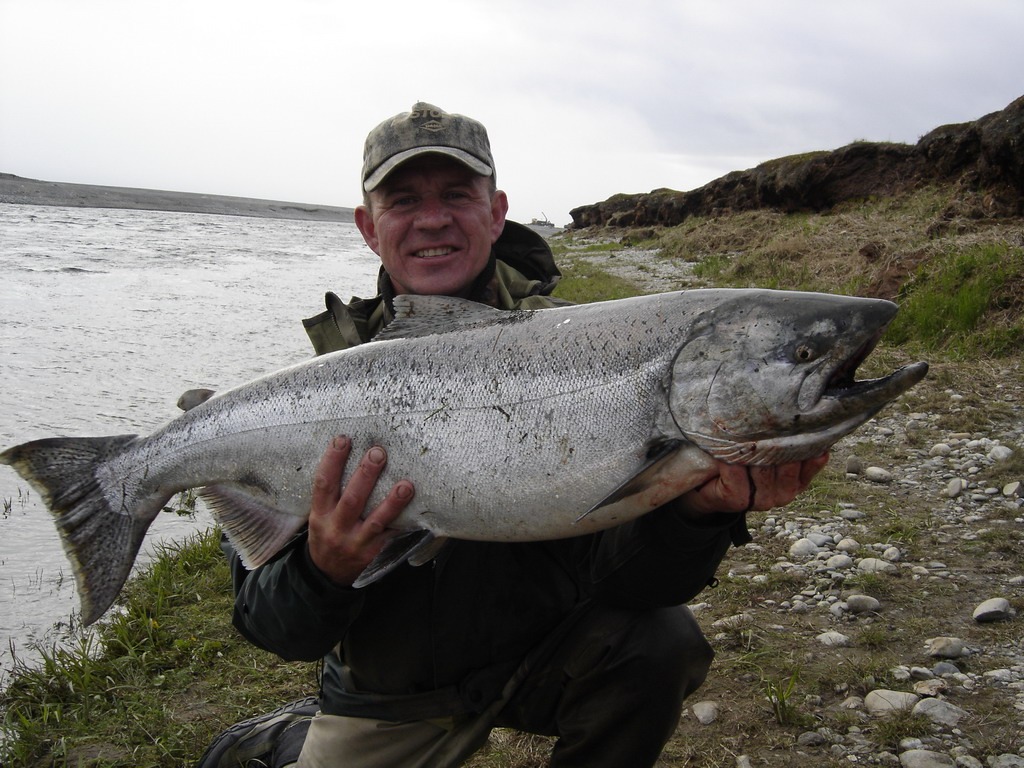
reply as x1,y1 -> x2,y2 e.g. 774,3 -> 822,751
0,204 -> 381,684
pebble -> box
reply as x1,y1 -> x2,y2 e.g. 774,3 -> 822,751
859,557 -> 899,574
924,637 -> 965,659
668,385 -> 1024,766
899,750 -> 955,768
789,538 -> 820,558
972,597 -> 1013,622
691,700 -> 719,725
816,630 -> 851,647
865,466 -> 894,483
912,697 -> 968,726
846,594 -> 881,613
865,689 -> 920,714
988,445 -> 1014,461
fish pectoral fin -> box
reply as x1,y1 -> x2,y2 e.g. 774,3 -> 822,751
199,484 -> 307,570
408,535 -> 448,567
577,439 -> 685,522
352,530 -> 436,588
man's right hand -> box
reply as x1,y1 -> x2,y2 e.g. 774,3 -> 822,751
307,436 -> 415,586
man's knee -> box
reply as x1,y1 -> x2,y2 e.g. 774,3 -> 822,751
607,605 -> 713,700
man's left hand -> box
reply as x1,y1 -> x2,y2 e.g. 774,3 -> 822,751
680,454 -> 829,517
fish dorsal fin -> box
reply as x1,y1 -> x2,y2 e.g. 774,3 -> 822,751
577,439 -> 685,522
375,295 -> 514,341
199,484 -> 307,569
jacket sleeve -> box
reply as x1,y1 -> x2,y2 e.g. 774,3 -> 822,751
228,533 -> 365,662
581,502 -> 751,609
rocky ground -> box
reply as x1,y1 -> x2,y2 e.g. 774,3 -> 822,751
529,245 -> 1024,768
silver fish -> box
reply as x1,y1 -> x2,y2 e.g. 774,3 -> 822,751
2,289 -> 927,624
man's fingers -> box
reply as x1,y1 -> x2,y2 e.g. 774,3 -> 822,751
311,436 -> 352,516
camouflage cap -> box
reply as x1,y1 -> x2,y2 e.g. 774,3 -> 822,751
361,102 -> 495,192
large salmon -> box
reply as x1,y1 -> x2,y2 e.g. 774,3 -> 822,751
2,289 -> 927,624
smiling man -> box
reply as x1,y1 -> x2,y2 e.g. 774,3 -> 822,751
200,103 -> 826,768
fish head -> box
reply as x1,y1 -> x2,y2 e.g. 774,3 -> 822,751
667,289 -> 928,465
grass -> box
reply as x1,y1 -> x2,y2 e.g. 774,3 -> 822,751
3,192 -> 1023,766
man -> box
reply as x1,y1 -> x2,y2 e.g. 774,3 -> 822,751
200,103 -> 827,768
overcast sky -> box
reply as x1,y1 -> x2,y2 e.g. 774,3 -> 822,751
2,1 -> 1022,225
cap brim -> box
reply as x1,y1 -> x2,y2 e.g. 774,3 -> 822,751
363,147 -> 493,192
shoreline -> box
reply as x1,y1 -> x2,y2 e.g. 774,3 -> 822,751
0,173 -> 355,223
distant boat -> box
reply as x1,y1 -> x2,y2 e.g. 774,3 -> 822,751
529,212 -> 554,227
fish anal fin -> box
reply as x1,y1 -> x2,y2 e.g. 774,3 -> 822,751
199,484 -> 306,569
352,530 -> 435,588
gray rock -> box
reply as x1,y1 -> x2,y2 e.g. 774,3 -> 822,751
859,557 -> 899,574
899,750 -> 954,768
989,445 -> 1014,461
912,697 -> 967,726
816,630 -> 851,647
789,538 -> 820,558
924,637 -> 965,658
972,597 -> 1012,622
847,594 -> 881,613
865,689 -> 920,714
865,466 -> 894,483
826,553 -> 855,569
691,700 -> 719,725
1003,480 -> 1022,497
796,730 -> 827,747
988,756 -> 1024,768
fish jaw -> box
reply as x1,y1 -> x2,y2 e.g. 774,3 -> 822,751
667,290 -> 929,465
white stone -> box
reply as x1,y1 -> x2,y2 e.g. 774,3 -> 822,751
929,443 -> 952,456
989,445 -> 1014,461
899,749 -> 955,768
865,689 -> 920,715
691,700 -> 719,725
946,478 -> 965,498
816,630 -> 851,647
865,466 -> 894,483
1003,480 -> 1022,498
924,637 -> 965,658
826,553 -> 854,569
859,557 -> 899,574
837,537 -> 861,553
789,538 -> 820,559
883,546 -> 902,562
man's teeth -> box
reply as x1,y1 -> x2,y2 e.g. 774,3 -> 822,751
415,247 -> 453,258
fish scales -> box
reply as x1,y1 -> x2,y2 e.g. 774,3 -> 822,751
1,289 -> 928,623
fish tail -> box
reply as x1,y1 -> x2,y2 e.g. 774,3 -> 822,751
1,434 -> 156,625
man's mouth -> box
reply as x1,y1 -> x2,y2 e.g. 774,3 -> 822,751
413,247 -> 454,259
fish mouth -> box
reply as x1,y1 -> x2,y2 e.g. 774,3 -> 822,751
813,328 -> 929,419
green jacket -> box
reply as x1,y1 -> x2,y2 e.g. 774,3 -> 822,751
230,222 -> 748,720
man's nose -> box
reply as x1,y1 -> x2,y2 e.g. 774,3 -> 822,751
414,197 -> 452,228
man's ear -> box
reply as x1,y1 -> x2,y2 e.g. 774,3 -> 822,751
490,189 -> 509,243
355,205 -> 380,254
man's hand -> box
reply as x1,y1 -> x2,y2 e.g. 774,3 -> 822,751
307,436 -> 415,586
680,454 -> 829,518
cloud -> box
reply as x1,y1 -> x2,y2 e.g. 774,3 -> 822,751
1,0 -> 1022,224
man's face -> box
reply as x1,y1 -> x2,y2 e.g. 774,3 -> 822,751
354,155 -> 508,298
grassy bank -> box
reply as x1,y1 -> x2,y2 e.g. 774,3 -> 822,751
2,193 -> 1022,766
